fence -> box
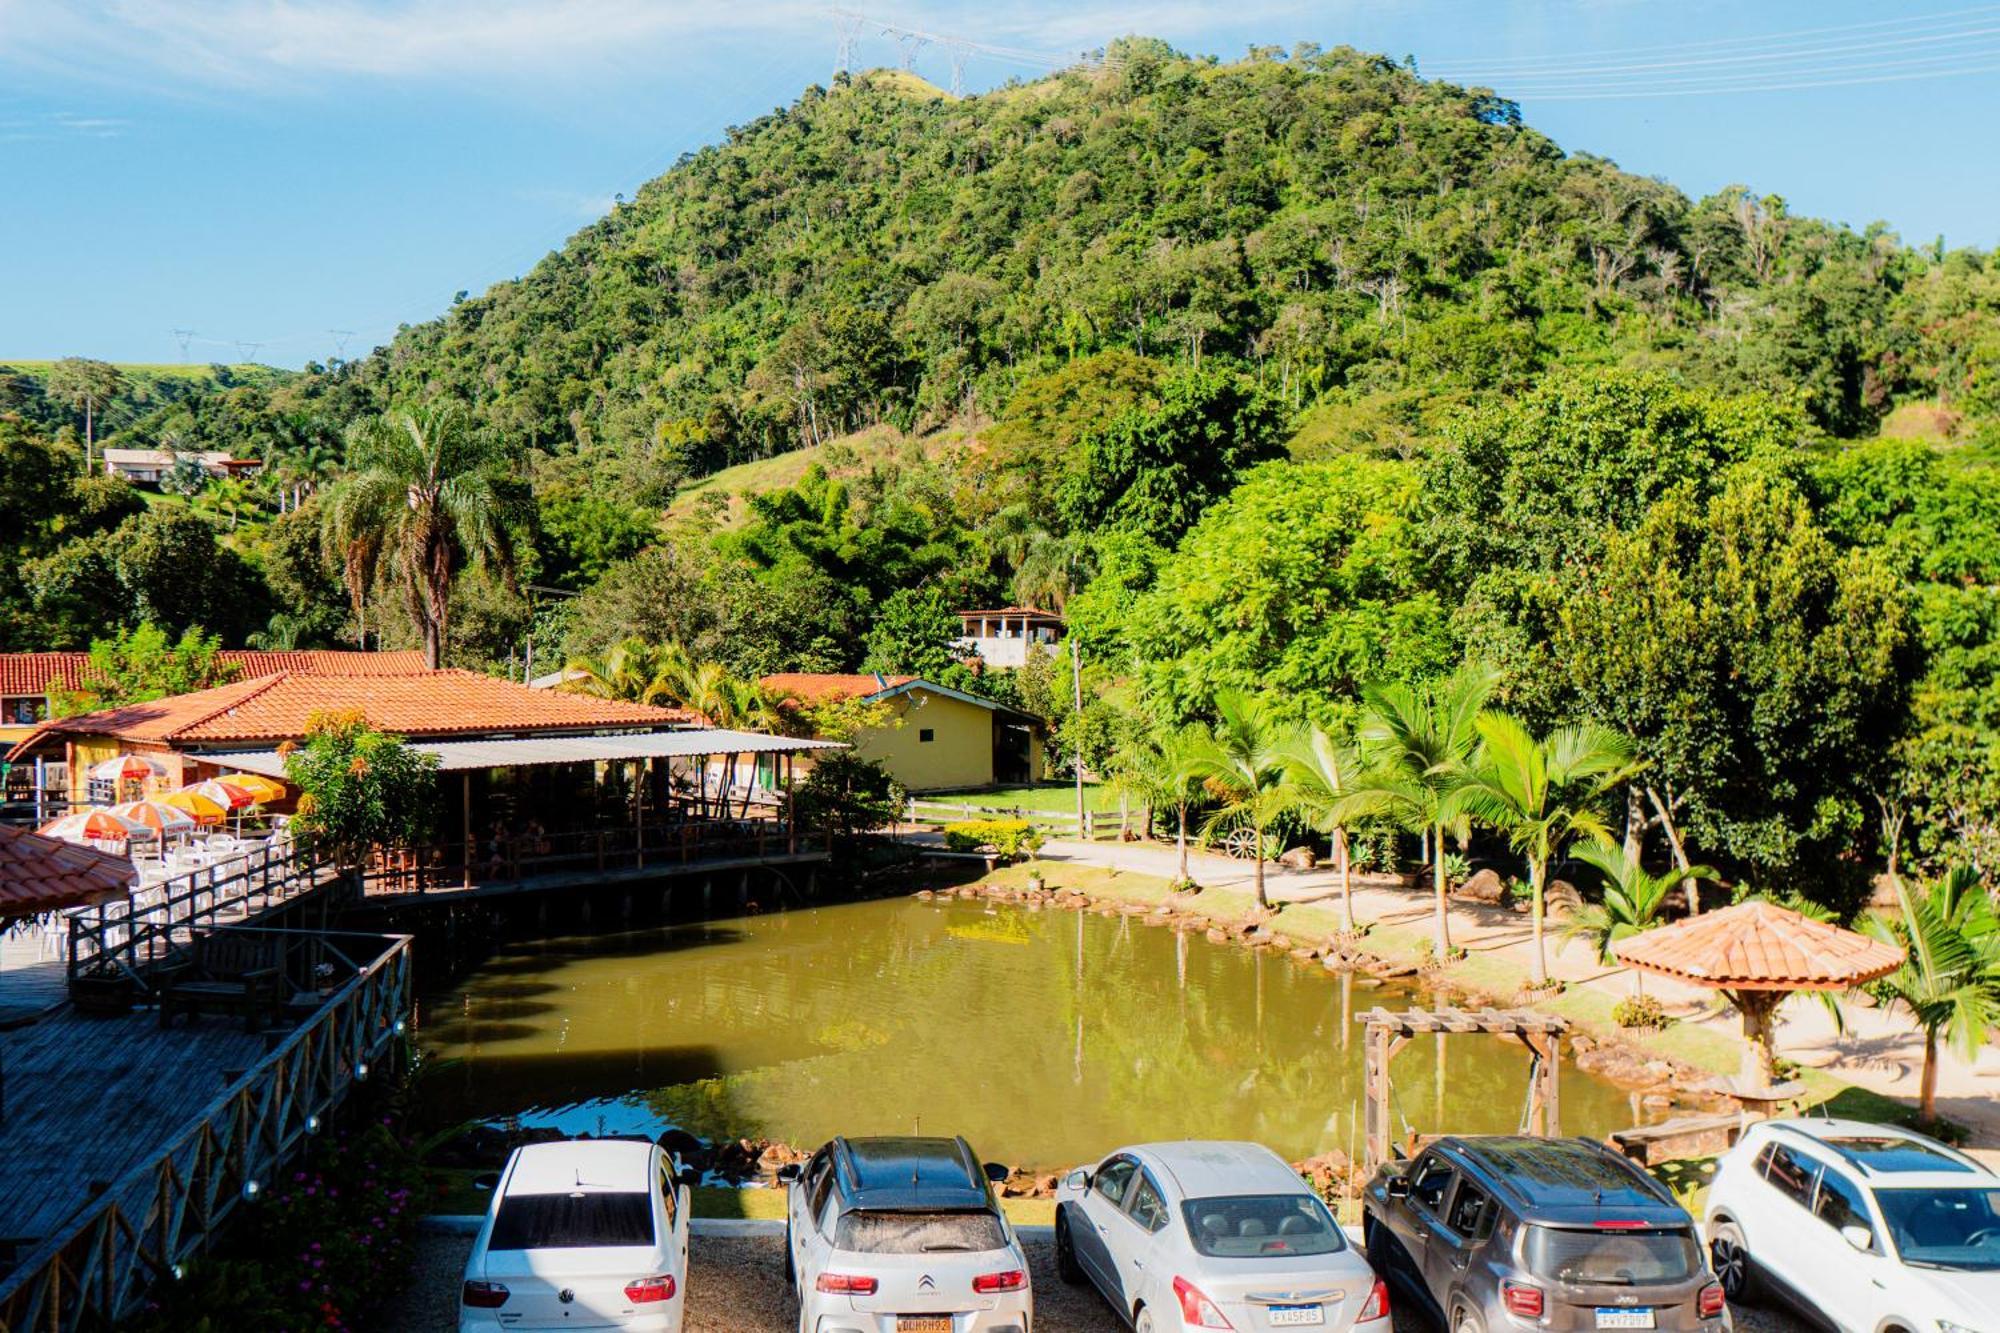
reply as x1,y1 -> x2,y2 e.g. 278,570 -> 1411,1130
360,814 -> 816,896
67,840 -> 331,990
905,797 -> 1104,839
0,928 -> 413,1333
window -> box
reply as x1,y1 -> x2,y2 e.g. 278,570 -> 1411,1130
918,728 -> 935,743
1448,1182 -> 1496,1240
806,1151 -> 835,1230
1182,1195 -> 1346,1258
1524,1226 -> 1700,1287
659,1166 -> 678,1229
1761,1143 -> 1820,1208
490,1192 -> 655,1250
1873,1187 -> 2000,1269
1094,1157 -> 1138,1208
1126,1174 -> 1169,1232
833,1210 -> 1007,1254
1813,1168 -> 1871,1240
1411,1157 -> 1457,1214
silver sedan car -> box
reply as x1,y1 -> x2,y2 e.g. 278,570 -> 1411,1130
1054,1141 -> 1391,1333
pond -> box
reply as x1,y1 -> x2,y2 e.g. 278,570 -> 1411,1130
417,896 -> 1648,1168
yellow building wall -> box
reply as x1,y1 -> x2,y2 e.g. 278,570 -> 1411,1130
848,689 -> 996,792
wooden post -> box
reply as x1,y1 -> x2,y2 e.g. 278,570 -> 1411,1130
461,772 -> 473,891
786,752 -> 797,854
634,759 -> 646,870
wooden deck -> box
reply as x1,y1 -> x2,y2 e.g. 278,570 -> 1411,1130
0,1007 -> 272,1255
353,847 -> 830,908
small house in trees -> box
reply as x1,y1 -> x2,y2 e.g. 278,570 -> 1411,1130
760,673 -> 1045,791
954,606 -> 1064,669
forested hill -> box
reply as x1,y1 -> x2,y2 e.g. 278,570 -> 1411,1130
343,38 -> 1993,487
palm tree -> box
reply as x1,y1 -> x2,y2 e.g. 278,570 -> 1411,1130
1279,723 -> 1365,933
1114,725 -> 1211,885
1861,867 -> 2000,1123
562,638 -> 672,702
1454,713 -> 1639,984
1564,841 -> 1719,995
1188,690 -> 1288,911
322,403 -> 515,668
1337,664 -> 1499,957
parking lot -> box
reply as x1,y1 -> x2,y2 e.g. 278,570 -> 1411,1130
382,1230 -> 1807,1332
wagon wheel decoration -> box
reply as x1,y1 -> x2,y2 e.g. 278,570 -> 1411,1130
1221,826 -> 1262,860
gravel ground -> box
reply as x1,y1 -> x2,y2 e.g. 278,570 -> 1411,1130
375,1232 -> 1808,1332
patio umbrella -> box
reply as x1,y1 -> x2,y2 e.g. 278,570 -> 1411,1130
1614,899 -> 1905,1095
161,789 -> 229,825
87,754 -> 172,783
182,779 -> 260,811
219,773 -> 286,803
109,799 -> 198,840
39,807 -> 147,845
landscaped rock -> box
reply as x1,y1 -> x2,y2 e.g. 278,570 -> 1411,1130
1205,927 -> 1230,944
1278,846 -> 1318,870
1454,868 -> 1506,904
1545,879 -> 1583,919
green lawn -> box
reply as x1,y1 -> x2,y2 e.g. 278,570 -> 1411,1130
925,783 -> 1121,815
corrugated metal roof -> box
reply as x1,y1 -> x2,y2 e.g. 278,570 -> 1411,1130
214,728 -> 845,777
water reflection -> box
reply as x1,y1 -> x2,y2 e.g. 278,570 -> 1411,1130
419,898 -> 1644,1167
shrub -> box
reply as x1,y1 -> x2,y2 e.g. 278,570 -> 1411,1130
795,753 -> 904,843
1613,994 -> 1669,1029
942,818 -> 1042,860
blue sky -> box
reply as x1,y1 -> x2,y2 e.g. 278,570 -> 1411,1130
3,0 -> 1996,368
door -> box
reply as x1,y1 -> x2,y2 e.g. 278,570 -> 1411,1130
1805,1166 -> 1885,1333
1115,1169 -> 1174,1312
1750,1141 -> 1822,1299
790,1149 -> 835,1295
1424,1176 -> 1496,1307
1393,1154 -> 1458,1316
1075,1155 -> 1141,1306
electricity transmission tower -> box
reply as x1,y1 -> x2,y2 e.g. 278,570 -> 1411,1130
171,328 -> 196,362
329,329 -> 355,361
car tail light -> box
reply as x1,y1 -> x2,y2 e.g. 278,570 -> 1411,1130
1173,1275 -> 1236,1329
1592,1219 -> 1650,1230
1357,1277 -> 1391,1321
1698,1282 -> 1726,1318
973,1269 -> 1027,1293
460,1280 -> 509,1308
1501,1280 -> 1545,1318
815,1272 -> 879,1295
624,1274 -> 676,1303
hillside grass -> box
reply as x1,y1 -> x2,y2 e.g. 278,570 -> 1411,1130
923,783 -> 1121,815
667,423 -> 971,524
0,361 -> 267,379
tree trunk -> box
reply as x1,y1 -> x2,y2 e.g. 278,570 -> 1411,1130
1921,1028 -> 1939,1124
1737,991 -> 1780,1093
1647,785 -> 1699,914
1176,807 -> 1189,883
422,619 -> 443,670
1253,843 -> 1269,911
1431,821 -> 1451,955
1336,826 -> 1354,933
1623,784 -> 1646,864
1529,858 -> 1548,985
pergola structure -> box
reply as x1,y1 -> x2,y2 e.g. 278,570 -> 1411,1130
1357,1006 -> 1569,1172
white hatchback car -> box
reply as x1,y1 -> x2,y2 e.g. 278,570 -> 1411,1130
1055,1141 -> 1391,1333
1704,1117 -> 2000,1333
783,1135 -> 1033,1333
459,1138 -> 692,1332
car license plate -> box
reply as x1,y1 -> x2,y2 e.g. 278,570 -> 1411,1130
897,1319 -> 953,1333
1267,1308 -> 1325,1327
1595,1311 -> 1655,1329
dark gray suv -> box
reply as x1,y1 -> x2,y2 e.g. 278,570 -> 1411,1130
1363,1136 -> 1731,1333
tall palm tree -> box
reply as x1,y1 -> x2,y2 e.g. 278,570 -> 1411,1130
562,638 -> 673,703
1862,867 -> 2000,1123
1114,724 -> 1211,885
322,403 -> 515,668
1337,664 -> 1499,957
1188,690 -> 1288,911
1454,713 -> 1639,984
1563,841 -> 1719,995
1279,723 -> 1365,933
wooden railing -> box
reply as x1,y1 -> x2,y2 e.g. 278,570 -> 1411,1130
0,928 -> 413,1333
360,815 -> 817,895
67,840 -> 334,990
906,797 -> 1097,838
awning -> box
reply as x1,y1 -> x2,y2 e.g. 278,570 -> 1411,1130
0,824 -> 134,918
211,729 -> 845,778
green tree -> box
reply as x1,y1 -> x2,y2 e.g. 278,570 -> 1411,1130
1278,723 -> 1365,932
44,357 -> 124,471
1562,841 -> 1720,996
1454,713 -> 1638,983
1112,724 -> 1211,885
1187,690 -> 1288,911
322,403 -> 518,668
47,623 -> 242,716
284,709 -> 439,875
862,585 -> 962,678
1339,664 -> 1500,956
1861,867 -> 2000,1123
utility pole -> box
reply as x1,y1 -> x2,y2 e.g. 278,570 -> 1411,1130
1071,638 -> 1085,835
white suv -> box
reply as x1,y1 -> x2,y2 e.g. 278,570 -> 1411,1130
1704,1118 -> 2000,1333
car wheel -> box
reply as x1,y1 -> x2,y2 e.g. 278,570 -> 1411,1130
1134,1306 -> 1155,1333
1452,1303 -> 1484,1333
1708,1220 -> 1760,1304
1054,1208 -> 1084,1285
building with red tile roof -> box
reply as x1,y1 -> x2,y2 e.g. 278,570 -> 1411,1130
756,673 -> 1042,791
0,824 -> 133,918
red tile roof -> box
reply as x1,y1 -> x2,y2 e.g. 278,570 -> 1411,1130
1613,899 -> 1906,992
758,673 -> 917,703
0,824 -> 132,917
957,606 -> 1063,620
0,650 -> 428,698
9,670 -> 696,754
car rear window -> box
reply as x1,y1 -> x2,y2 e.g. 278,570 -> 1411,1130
490,1191 -> 655,1250
833,1210 -> 1008,1254
1524,1226 -> 1699,1287
1182,1195 -> 1347,1258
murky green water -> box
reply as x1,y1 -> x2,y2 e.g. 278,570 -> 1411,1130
418,897 -> 1646,1168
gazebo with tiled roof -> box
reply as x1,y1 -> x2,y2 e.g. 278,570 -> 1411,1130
0,823 -> 134,920
1614,899 -> 1905,1096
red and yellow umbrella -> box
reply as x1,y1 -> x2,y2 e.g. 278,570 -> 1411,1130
109,800 -> 199,839
39,807 -> 147,843
219,774 -> 286,804
161,789 -> 229,825
87,754 -> 172,783
180,779 -> 260,811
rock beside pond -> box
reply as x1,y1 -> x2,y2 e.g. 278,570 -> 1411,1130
1454,868 -> 1506,904
1294,1150 -> 1358,1196
1206,927 -> 1229,944
915,889 -> 936,900
1546,879 -> 1583,919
